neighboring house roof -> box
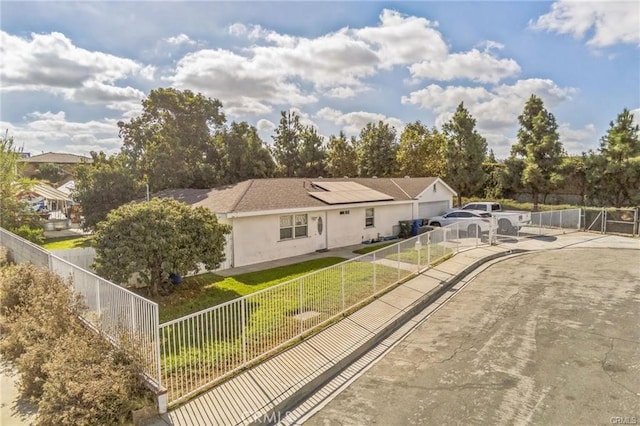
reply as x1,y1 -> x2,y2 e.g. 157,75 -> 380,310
57,180 -> 76,196
20,182 -> 73,202
20,152 -> 92,164
155,177 -> 448,215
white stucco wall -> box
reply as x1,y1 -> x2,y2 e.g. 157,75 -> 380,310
413,180 -> 455,218
230,214 -> 323,267
326,203 -> 411,246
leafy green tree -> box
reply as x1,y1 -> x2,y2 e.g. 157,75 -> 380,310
325,132 -> 358,178
219,121 -> 275,183
0,133 -> 43,241
510,95 -> 564,210
73,152 -> 143,230
586,108 -> 640,207
482,160 -> 508,200
93,198 -> 231,296
271,111 -> 302,177
397,121 -> 447,178
558,155 -> 588,205
298,126 -> 326,177
118,88 -> 226,191
356,121 -> 398,177
34,163 -> 66,185
442,102 -> 488,206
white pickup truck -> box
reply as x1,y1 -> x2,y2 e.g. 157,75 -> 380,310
461,202 -> 532,234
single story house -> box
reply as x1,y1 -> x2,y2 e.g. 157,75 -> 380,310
156,177 -> 456,270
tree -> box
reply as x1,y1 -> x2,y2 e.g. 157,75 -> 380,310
93,198 -> 231,296
510,95 -> 564,210
118,88 -> 226,191
298,126 -> 326,177
397,121 -> 447,178
219,121 -> 275,184
73,152 -> 143,230
325,132 -> 358,178
271,111 -> 302,177
442,103 -> 488,206
586,108 -> 640,207
34,163 -> 66,185
356,121 -> 398,177
0,132 -> 43,241
559,155 -> 588,205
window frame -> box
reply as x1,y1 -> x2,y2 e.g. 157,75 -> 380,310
279,213 -> 308,240
365,207 -> 375,228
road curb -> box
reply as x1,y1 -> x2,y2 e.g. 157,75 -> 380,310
256,248 -> 528,425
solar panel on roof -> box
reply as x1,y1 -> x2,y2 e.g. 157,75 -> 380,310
308,180 -> 394,204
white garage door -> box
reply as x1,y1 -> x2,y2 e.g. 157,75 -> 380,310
418,201 -> 450,219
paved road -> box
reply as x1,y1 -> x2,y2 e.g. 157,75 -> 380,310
305,248 -> 640,425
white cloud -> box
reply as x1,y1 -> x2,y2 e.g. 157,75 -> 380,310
256,118 -> 275,133
531,0 -> 640,47
228,23 -> 247,37
355,9 -> 448,68
164,34 -> 196,46
403,79 -> 576,132
316,107 -> 404,136
558,122 -> 599,154
171,48 -> 317,116
409,49 -> 521,84
2,112 -> 121,155
0,30 -> 148,117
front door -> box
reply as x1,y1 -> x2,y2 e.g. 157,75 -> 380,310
316,213 -> 327,251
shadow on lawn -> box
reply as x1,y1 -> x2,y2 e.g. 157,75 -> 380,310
230,257 -> 346,286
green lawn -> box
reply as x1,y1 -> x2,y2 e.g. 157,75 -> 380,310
153,257 -> 347,322
352,241 -> 398,255
41,235 -> 93,250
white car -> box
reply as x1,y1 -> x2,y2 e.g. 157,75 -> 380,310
427,210 -> 492,236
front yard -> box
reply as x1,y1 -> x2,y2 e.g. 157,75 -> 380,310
149,257 -> 348,322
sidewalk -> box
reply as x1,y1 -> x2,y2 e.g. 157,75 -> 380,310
152,232 -> 638,425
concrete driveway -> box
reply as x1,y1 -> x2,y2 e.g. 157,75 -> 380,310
304,247 -> 640,425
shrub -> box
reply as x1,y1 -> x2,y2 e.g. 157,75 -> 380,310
37,330 -> 151,426
0,264 -> 153,423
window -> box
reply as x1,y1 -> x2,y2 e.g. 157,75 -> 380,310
280,214 -> 308,240
365,208 -> 375,228
340,210 -> 350,215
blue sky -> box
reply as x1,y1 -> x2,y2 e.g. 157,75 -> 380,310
1,1 -> 638,159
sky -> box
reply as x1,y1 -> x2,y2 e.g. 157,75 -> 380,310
1,1 -> 639,160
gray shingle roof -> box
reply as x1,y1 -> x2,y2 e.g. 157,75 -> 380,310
155,177 -> 440,214
21,152 -> 92,164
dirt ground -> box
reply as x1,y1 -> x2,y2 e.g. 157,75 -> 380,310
305,248 -> 640,426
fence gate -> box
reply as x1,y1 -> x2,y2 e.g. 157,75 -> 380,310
584,208 -> 639,237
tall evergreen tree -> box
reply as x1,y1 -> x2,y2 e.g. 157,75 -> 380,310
325,132 -> 358,177
271,111 -> 302,177
356,121 -> 397,177
219,121 -> 275,183
397,121 -> 447,178
510,94 -> 564,210
442,102 -> 488,207
298,126 -> 326,177
586,108 -> 640,207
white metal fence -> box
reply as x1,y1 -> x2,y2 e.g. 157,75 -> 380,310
494,208 -> 582,239
0,208 -> 587,408
0,228 -> 161,388
158,222 -> 487,405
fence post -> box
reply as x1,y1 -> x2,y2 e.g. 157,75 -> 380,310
634,208 -> 639,237
372,252 -> 377,293
560,209 -> 563,230
341,264 -> 345,311
131,298 -> 137,331
397,243 -> 401,281
299,281 -> 304,334
602,208 -> 606,234
95,278 -> 101,315
241,298 -> 247,364
427,233 -> 431,267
